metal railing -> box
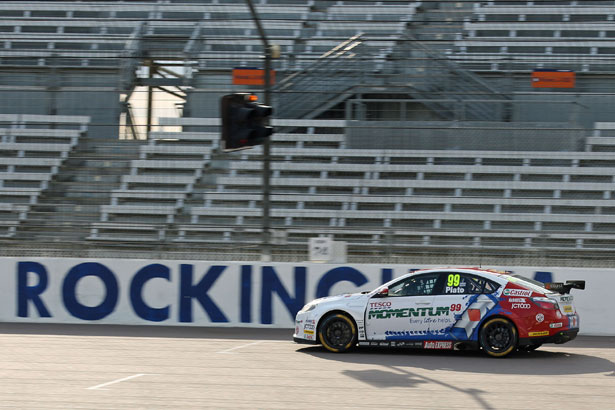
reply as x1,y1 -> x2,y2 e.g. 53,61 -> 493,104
273,34 -> 372,119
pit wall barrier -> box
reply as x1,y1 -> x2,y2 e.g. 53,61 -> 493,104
1,257 -> 611,336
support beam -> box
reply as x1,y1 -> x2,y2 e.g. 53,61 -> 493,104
246,0 -> 273,262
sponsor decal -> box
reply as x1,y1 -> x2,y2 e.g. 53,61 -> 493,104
304,329 -> 314,335
569,315 -> 579,328
503,289 -> 532,297
369,301 -> 392,309
467,308 -> 481,322
511,303 -> 531,309
386,330 -> 409,337
232,68 -> 276,86
563,305 -> 573,313
304,323 -> 315,331
508,298 -> 526,303
445,286 -> 464,294
531,69 -> 575,89
368,306 -> 449,320
358,320 -> 365,338
445,274 -> 464,294
560,296 -> 573,303
550,322 -> 563,329
536,313 -> 544,323
423,341 -> 453,349
529,331 -> 549,337
396,341 -> 423,348
409,316 -> 455,326
450,304 -> 463,312
305,334 -> 314,340
365,341 -> 400,347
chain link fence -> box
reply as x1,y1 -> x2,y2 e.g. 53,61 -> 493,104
0,1 -> 614,267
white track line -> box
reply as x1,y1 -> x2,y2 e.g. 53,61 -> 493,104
216,340 -> 289,354
217,341 -> 264,354
86,373 -> 148,390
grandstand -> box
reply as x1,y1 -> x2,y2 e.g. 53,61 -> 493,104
0,0 -> 614,265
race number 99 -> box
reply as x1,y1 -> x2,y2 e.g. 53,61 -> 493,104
447,274 -> 460,287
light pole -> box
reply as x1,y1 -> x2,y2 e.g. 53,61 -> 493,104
245,0 -> 272,261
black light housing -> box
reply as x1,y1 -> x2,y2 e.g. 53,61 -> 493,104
220,93 -> 273,152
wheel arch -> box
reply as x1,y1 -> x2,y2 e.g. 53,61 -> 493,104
478,314 -> 520,357
316,309 -> 358,340
478,314 -> 520,337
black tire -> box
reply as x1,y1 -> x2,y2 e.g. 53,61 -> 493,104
318,313 -> 357,353
518,344 -> 541,352
479,317 -> 518,358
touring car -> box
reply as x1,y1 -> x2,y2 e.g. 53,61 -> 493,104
293,268 -> 584,357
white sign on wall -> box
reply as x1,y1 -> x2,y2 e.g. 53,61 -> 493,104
0,257 -> 611,335
309,238 -> 347,263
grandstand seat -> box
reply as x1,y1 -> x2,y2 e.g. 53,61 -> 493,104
451,3 -> 615,71
0,115 -> 88,235
170,119 -> 615,251
325,3 -> 420,22
88,222 -> 168,242
586,122 -> 615,152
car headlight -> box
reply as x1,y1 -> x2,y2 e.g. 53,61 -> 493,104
299,302 -> 318,313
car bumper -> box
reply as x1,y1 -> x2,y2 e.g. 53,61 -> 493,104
293,336 -> 318,345
293,311 -> 318,344
519,328 -> 579,346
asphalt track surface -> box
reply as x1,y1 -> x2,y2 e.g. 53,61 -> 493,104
1,324 -> 614,410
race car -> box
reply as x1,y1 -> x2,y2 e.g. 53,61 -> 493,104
293,268 -> 584,357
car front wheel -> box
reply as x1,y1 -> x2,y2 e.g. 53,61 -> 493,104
318,313 -> 357,353
479,317 -> 518,358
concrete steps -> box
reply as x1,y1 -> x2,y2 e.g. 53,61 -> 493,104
16,137 -> 144,241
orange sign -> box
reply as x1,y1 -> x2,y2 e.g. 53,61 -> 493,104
531,70 -> 575,88
232,68 -> 276,86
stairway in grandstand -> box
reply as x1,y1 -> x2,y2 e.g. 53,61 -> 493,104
88,119 -> 220,242
0,0 -> 513,124
273,1 -> 511,122
16,137 -> 143,242
273,34 -> 368,120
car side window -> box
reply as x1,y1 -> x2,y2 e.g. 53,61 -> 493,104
443,273 -> 485,295
388,273 -> 440,297
483,279 -> 500,294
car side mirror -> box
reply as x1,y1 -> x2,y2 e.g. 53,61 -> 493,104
374,287 -> 389,298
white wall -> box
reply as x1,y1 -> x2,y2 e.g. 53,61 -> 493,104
0,257 -> 610,335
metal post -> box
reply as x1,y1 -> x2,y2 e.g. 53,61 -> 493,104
245,0 -> 272,261
146,60 -> 154,137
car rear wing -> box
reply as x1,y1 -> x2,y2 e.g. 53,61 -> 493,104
545,280 -> 586,294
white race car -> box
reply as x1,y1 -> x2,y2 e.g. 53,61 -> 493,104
293,268 -> 584,357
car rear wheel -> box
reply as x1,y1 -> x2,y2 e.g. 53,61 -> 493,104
318,313 -> 357,353
479,317 -> 518,358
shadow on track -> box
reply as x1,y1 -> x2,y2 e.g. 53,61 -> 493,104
297,345 -> 615,410
297,345 -> 615,376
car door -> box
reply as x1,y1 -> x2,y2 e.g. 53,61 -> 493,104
364,272 -> 443,341
432,272 -> 500,340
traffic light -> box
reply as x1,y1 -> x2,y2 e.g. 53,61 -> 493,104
220,93 -> 273,152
